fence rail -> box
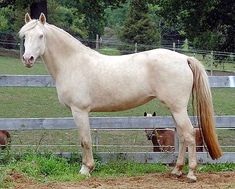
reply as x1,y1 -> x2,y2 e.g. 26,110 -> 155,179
0,116 -> 234,130
1,116 -> 234,164
0,75 -> 235,88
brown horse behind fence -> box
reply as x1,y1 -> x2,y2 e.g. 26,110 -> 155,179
144,112 -> 204,152
0,130 -> 11,149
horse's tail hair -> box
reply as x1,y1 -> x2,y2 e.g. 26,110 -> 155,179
188,57 -> 223,160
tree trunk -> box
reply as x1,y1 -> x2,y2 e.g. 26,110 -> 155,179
30,0 -> 47,20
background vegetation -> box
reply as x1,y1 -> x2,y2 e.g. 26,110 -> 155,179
0,0 -> 234,53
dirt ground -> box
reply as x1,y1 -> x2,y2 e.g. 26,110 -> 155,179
11,172 -> 235,189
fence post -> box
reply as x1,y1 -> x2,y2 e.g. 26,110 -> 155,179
173,42 -> 176,51
96,34 -> 99,50
94,129 -> 99,151
174,128 -> 179,152
135,43 -> 138,53
210,51 -> 213,76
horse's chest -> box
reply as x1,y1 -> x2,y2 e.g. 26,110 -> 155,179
56,84 -> 91,110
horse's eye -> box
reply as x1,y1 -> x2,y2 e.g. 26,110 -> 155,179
39,34 -> 43,39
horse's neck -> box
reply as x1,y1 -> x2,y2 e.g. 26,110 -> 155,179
41,25 -> 96,80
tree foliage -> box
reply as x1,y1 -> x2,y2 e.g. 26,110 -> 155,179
47,1 -> 87,38
104,3 -> 129,32
59,0 -> 126,41
0,0 -> 234,53
158,0 -> 235,52
120,0 -> 160,49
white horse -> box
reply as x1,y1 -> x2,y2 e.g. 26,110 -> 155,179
19,13 -> 222,182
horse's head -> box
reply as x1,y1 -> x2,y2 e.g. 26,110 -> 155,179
19,13 -> 47,68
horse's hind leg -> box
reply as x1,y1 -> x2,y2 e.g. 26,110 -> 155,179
171,126 -> 187,177
171,109 -> 197,182
71,107 -> 95,176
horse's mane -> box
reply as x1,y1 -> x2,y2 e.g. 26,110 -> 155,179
46,23 -> 97,53
46,24 -> 84,46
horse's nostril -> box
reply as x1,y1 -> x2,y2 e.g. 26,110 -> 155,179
22,56 -> 25,61
29,56 -> 34,61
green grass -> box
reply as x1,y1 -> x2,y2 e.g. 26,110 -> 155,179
98,47 -> 121,55
0,152 -> 234,188
0,56 -> 47,75
0,152 -> 169,188
0,87 -> 71,118
0,87 -> 234,118
197,163 -> 235,172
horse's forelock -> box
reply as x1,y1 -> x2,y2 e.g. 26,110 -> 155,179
19,20 -> 40,38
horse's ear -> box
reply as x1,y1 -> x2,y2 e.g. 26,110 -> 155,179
152,112 -> 156,116
144,112 -> 147,116
25,13 -> 31,23
39,13 -> 46,25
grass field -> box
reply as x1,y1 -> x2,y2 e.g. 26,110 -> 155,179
0,87 -> 234,118
0,56 -> 46,75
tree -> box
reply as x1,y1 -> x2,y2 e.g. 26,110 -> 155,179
60,0 -> 126,46
158,0 -> 235,52
104,2 -> 129,31
47,1 -> 88,38
120,0 -> 160,51
0,0 -> 44,31
30,0 -> 47,19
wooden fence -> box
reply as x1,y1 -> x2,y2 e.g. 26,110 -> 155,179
0,75 -> 234,164
0,116 -> 234,164
0,75 -> 234,88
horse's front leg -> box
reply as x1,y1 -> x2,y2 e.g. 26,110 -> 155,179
71,107 -> 95,176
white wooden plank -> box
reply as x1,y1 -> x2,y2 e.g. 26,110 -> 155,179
0,116 -> 234,130
0,75 -> 55,87
0,75 -> 234,87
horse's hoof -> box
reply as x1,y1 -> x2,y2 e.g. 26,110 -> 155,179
79,164 -> 91,177
171,170 -> 183,177
187,175 -> 197,183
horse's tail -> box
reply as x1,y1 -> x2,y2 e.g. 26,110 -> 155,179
187,57 -> 223,160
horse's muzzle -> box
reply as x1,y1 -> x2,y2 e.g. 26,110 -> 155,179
23,55 -> 34,68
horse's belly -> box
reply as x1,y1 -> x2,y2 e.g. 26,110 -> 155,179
90,95 -> 155,112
